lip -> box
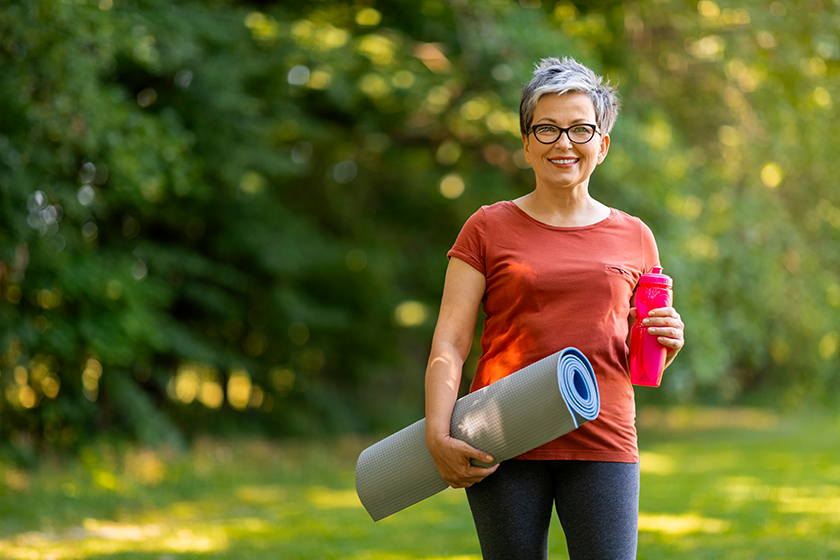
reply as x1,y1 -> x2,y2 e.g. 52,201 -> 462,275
548,157 -> 580,167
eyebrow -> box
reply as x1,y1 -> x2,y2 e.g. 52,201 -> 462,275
534,117 -> 595,125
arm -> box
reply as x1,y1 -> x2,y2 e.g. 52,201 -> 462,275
425,257 -> 499,488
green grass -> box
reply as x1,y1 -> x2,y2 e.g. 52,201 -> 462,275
1,407 -> 839,559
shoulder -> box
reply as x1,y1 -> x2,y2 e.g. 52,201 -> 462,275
460,200 -> 517,229
608,208 -> 659,267
608,208 -> 656,238
479,199 -> 515,216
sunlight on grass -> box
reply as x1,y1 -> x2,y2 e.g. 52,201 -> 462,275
636,405 -> 780,431
306,486 -> 366,510
0,522 -> 229,559
235,484 -> 286,504
0,407 -> 838,559
773,486 -> 840,518
638,512 -> 730,535
639,451 -> 676,475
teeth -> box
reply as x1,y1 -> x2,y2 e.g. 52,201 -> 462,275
550,158 -> 578,164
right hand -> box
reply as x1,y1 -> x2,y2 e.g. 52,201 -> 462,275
427,435 -> 499,488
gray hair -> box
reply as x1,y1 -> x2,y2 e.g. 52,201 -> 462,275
519,57 -> 620,137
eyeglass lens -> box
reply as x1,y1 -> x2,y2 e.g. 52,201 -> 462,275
532,124 -> 596,144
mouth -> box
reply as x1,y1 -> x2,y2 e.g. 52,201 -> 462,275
548,157 -> 579,165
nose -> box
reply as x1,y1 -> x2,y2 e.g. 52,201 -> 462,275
554,130 -> 574,148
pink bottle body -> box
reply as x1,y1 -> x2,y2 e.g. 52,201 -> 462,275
630,267 -> 673,387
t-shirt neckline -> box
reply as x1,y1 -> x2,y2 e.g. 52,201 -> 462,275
504,200 -> 615,231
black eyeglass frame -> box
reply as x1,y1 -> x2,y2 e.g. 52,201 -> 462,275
528,123 -> 602,145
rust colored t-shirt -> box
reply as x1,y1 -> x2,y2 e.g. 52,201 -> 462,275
447,200 -> 659,463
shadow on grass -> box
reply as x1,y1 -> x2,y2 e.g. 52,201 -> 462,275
0,407 -> 838,559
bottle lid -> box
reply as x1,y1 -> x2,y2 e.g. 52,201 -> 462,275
639,266 -> 672,287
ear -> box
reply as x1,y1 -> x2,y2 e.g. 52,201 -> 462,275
522,134 -> 531,164
596,133 -> 610,164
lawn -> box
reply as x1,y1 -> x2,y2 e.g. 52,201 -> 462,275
1,406 -> 838,559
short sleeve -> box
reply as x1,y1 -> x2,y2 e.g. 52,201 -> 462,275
447,207 -> 487,275
639,219 -> 660,273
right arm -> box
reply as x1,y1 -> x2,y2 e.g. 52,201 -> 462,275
425,257 -> 499,488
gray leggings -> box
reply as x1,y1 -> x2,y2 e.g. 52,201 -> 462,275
465,460 -> 639,560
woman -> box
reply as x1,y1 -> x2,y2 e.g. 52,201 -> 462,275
424,57 -> 685,559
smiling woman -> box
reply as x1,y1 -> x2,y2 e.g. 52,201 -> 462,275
422,57 -> 685,560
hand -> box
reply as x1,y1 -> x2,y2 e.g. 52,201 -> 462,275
426,435 -> 499,489
642,306 -> 685,367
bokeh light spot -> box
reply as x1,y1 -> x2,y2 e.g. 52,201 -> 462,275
698,1 -> 720,18
357,34 -> 396,66
391,70 -> 415,89
346,248 -> 367,271
106,280 -> 123,300
199,381 -> 223,409
271,368 -> 295,393
813,87 -> 832,108
436,140 -> 462,165
137,88 -> 157,108
819,331 -> 839,359
288,65 -> 310,86
333,160 -> 357,184
244,12 -> 279,41
439,173 -> 465,199
761,162 -> 782,188
78,185 -> 96,206
227,369 -> 252,411
395,300 -> 428,327
356,8 -> 382,26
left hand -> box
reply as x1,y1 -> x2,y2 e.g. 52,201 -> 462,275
641,306 -> 684,368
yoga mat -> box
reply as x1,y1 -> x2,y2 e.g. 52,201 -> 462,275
355,347 -> 599,521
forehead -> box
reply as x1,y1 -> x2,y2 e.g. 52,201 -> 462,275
533,92 -> 596,121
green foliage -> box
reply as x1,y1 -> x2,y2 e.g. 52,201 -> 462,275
1,0 -> 840,450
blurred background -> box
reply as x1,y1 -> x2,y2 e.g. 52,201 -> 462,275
2,0 -> 840,459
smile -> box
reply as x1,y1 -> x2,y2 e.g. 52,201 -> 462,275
549,158 -> 579,165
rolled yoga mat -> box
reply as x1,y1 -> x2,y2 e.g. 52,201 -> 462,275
355,347 -> 599,521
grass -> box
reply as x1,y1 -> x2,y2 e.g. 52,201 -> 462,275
1,406 -> 839,559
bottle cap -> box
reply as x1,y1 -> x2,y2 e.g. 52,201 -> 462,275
639,266 -> 672,287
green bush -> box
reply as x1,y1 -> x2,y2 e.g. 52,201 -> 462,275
1,1 -> 839,453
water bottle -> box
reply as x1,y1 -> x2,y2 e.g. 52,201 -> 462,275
630,266 -> 673,387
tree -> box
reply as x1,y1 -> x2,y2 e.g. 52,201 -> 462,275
2,0 -> 839,457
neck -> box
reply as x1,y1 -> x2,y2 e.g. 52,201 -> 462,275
514,186 -> 609,228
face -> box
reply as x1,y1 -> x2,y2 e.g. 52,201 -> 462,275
522,92 -> 610,192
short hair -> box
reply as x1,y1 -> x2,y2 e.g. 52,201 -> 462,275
519,57 -> 620,138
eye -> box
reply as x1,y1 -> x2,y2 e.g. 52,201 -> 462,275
570,125 -> 592,135
534,125 -> 558,134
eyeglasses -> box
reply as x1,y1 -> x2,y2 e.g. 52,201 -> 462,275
528,123 -> 600,145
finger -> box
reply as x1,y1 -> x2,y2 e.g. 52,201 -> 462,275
461,463 -> 499,485
647,307 -> 679,318
452,439 -> 495,465
656,330 -> 684,347
658,336 -> 684,350
647,325 -> 682,337
643,315 -> 683,329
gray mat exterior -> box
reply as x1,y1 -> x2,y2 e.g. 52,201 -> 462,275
355,347 -> 599,521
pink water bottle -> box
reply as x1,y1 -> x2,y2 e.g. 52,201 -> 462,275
630,266 -> 673,387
